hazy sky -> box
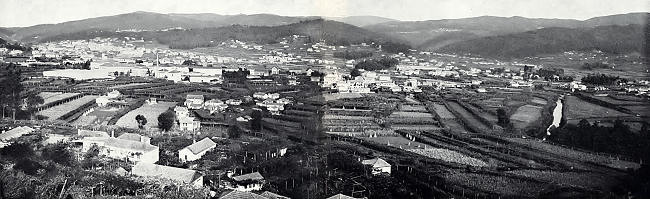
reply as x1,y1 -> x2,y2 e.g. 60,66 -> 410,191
1,0 -> 648,27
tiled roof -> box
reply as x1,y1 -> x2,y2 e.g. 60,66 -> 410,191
77,129 -> 109,137
361,158 -> 391,168
183,137 -> 216,155
326,194 -> 360,199
132,162 -> 202,184
0,126 -> 34,141
260,191 -> 290,199
232,172 -> 264,182
218,190 -> 266,199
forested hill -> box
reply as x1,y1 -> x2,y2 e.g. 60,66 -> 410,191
39,19 -> 406,49
437,24 -> 647,59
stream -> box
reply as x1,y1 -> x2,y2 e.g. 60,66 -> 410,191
545,95 -> 564,140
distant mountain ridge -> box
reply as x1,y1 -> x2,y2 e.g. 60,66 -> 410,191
366,12 -> 649,50
438,24 -> 647,58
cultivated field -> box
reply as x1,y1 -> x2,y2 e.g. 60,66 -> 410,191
115,101 -> 177,129
564,95 -> 630,120
73,107 -> 122,126
408,148 -> 488,167
37,95 -> 99,120
509,104 -> 543,129
432,103 -> 456,119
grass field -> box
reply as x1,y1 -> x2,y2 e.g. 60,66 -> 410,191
408,148 -> 488,167
73,107 -> 122,125
115,101 -> 177,129
37,95 -> 99,120
363,136 -> 430,150
510,104 -> 543,129
432,103 -> 456,119
564,96 -> 630,120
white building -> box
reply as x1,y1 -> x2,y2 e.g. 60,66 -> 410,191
361,158 -> 391,175
178,137 -> 217,162
132,162 -> 203,188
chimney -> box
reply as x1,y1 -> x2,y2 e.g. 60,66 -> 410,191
111,130 -> 114,138
193,139 -> 196,144
140,136 -> 145,143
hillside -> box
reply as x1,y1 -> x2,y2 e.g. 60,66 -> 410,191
367,13 -> 649,49
38,19 -> 404,49
327,16 -> 397,27
9,12 -> 314,42
437,24 -> 646,58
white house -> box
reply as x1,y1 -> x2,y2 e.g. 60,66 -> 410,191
361,158 -> 391,175
96,97 -> 110,107
132,162 -> 203,188
231,172 -> 265,192
185,94 -> 205,109
178,137 -> 217,162
179,116 -> 201,131
77,136 -> 159,163
174,106 -> 190,118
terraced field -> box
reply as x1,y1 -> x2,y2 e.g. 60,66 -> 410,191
432,103 -> 455,119
564,95 -> 630,120
39,92 -> 81,105
37,95 -> 99,120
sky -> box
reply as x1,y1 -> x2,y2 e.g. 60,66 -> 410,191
1,0 -> 648,27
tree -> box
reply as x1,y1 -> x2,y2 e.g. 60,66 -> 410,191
251,109 -> 263,131
227,125 -> 242,139
0,142 -> 34,159
496,108 -> 510,126
82,60 -> 91,70
182,76 -> 190,81
135,114 -> 147,129
42,143 -> 76,166
158,110 -> 176,132
350,68 -> 361,77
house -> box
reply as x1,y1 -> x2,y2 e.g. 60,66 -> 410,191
361,158 -> 391,175
179,137 -> 217,162
106,90 -> 121,98
204,99 -> 228,113
326,194 -> 361,199
179,116 -> 201,131
226,99 -> 242,106
146,98 -> 157,105
77,136 -> 159,163
184,94 -> 205,109
231,172 -> 265,192
132,162 -> 203,188
252,92 -> 266,99
96,97 -> 110,107
174,106 -> 190,118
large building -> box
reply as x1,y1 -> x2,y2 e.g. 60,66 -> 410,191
76,133 -> 159,163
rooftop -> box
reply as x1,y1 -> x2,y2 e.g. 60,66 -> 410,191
132,162 -> 202,184
183,137 -> 216,155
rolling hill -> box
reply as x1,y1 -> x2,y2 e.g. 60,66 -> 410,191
366,12 -> 649,50
38,19 -> 404,49
7,11 -> 317,42
327,16 -> 397,27
437,24 -> 647,58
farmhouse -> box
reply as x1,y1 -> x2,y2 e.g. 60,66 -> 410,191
231,172 -> 265,192
361,157 -> 391,175
178,137 -> 217,162
77,135 -> 159,163
132,162 -> 203,188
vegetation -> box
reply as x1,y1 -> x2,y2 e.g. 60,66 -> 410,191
581,74 -> 627,85
0,63 -> 44,119
354,57 -> 399,71
135,114 -> 147,129
333,50 -> 373,59
157,110 -> 176,132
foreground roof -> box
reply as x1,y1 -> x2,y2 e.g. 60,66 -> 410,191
132,162 -> 202,184
326,194 -> 360,199
218,190 -> 266,199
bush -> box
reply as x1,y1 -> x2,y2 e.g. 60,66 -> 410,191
42,143 -> 76,166
0,142 -> 34,159
158,110 -> 176,132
